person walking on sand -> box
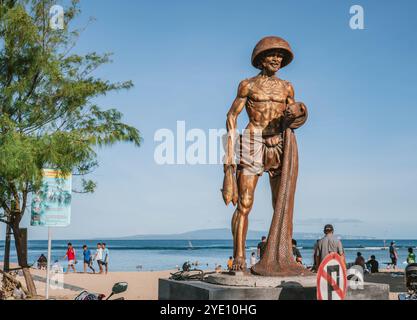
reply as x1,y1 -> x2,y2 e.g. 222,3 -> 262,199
63,243 -> 77,274
102,243 -> 110,274
315,224 -> 345,267
83,245 -> 95,274
389,241 -> 398,269
94,243 -> 104,274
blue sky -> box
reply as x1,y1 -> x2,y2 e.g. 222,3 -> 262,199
10,0 -> 417,239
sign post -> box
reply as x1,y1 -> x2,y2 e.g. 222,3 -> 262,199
45,227 -> 52,299
31,169 -> 72,300
316,252 -> 348,300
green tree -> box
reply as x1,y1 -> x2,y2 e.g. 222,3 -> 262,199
0,0 -> 141,296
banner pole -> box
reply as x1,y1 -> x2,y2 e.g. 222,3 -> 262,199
46,227 -> 52,299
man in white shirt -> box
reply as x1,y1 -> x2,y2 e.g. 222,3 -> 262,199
94,243 -> 104,274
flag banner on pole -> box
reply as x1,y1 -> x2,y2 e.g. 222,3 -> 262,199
31,169 -> 72,227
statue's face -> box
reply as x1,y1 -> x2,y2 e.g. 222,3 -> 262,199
261,50 -> 283,73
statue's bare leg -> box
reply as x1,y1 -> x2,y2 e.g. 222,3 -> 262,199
231,171 -> 258,270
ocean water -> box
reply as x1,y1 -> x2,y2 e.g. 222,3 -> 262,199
0,239 -> 416,272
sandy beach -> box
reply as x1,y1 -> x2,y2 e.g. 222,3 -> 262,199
0,263 -> 173,300
32,270 -> 174,300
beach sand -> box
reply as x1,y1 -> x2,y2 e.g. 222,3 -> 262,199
36,270 -> 174,300
0,264 -> 173,300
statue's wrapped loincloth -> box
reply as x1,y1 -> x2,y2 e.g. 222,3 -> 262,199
221,131 -> 284,206
237,132 -> 284,178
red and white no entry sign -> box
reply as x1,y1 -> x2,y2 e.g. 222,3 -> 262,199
316,252 -> 347,300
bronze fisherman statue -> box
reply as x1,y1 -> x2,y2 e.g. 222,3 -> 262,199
222,36 -> 309,276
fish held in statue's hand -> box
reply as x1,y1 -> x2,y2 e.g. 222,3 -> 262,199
222,165 -> 238,206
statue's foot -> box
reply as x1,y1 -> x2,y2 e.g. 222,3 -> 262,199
232,256 -> 247,271
251,261 -> 312,277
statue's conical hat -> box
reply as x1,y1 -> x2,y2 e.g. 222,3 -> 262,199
251,36 -> 294,69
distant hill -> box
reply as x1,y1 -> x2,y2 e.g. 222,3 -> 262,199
113,228 -> 375,240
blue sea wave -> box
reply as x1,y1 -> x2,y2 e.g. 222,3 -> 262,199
1,239 -> 417,250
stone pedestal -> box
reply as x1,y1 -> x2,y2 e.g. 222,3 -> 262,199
158,273 -> 390,300
206,273 -> 317,288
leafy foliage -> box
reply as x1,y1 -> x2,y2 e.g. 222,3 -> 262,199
0,0 -> 141,222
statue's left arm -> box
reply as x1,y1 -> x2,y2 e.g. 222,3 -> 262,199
284,82 -> 308,129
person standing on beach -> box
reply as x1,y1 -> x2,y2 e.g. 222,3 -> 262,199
227,257 -> 234,271
102,243 -> 110,274
292,239 -> 302,264
82,245 -> 95,274
315,224 -> 345,267
257,236 -> 267,259
407,247 -> 416,265
250,252 -> 257,267
63,243 -> 77,274
37,254 -> 47,270
311,239 -> 320,272
389,241 -> 398,269
94,243 -> 104,274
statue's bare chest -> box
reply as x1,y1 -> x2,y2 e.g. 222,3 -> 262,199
249,78 -> 288,103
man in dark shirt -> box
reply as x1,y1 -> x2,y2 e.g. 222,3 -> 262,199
389,241 -> 398,269
257,236 -> 267,259
366,255 -> 379,273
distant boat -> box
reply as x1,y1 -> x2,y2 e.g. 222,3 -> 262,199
188,241 -> 193,250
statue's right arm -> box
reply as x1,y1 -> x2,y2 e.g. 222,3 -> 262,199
225,80 -> 250,167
